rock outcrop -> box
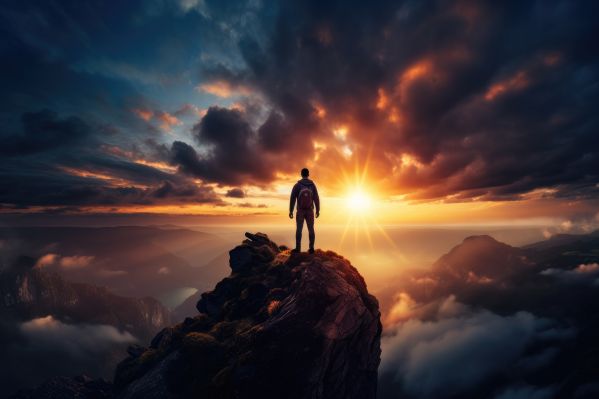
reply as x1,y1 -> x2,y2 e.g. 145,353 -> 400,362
114,232 -> 381,399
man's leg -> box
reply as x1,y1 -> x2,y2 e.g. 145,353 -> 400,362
295,210 -> 305,251
306,210 -> 315,251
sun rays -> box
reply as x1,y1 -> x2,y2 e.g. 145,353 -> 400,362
324,141 -> 398,252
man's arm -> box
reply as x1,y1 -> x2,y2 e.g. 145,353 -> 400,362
289,184 -> 298,215
313,184 -> 320,215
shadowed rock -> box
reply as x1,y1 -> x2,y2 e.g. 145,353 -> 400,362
115,232 -> 381,399
11,375 -> 113,399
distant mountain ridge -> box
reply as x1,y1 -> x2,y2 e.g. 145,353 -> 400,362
0,256 -> 171,340
0,225 -> 231,302
433,234 -> 533,280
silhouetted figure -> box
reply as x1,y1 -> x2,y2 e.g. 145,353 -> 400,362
289,168 -> 320,253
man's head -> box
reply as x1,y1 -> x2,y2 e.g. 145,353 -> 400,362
301,168 -> 309,178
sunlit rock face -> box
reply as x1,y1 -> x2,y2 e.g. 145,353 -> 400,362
114,232 -> 382,399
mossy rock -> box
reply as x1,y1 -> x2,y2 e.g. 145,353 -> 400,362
210,321 -> 239,341
182,332 -> 225,360
182,314 -> 213,333
114,348 -> 162,388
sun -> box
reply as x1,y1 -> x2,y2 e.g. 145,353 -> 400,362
321,138 -> 398,252
346,190 -> 372,212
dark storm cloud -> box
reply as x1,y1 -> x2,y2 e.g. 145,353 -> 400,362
168,102 -> 320,185
197,0 -> 599,200
0,0 -> 233,209
152,180 -> 223,204
170,107 -> 277,185
0,110 -> 90,156
0,109 -> 224,207
0,169 -> 223,207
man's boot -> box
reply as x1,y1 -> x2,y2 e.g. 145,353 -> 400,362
308,247 -> 314,254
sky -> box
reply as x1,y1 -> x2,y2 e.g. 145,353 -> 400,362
1,0 -> 598,227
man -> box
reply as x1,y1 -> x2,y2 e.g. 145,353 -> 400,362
289,168 -> 320,253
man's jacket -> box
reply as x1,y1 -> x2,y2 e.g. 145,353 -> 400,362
289,178 -> 320,213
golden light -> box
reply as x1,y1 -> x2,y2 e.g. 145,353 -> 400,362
346,190 -> 372,212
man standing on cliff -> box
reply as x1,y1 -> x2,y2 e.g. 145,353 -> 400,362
289,168 -> 320,253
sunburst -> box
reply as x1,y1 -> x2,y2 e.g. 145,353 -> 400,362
323,140 -> 398,252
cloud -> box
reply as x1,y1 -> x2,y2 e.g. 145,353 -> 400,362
494,384 -> 556,399
132,108 -> 183,131
0,122 -> 225,208
20,316 -> 136,354
237,202 -> 267,208
59,255 -> 95,269
168,104 -> 320,186
0,110 -> 91,156
197,80 -> 251,98
540,263 -> 599,285
151,180 -> 224,204
35,253 -> 59,268
0,316 -> 136,397
196,0 -> 599,201
380,296 -> 574,398
35,253 -> 95,269
1,0 -> 598,210
170,107 -> 274,185
133,108 -> 153,121
225,188 -> 246,198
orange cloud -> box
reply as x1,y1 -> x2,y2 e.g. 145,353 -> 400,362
485,70 -> 529,101
384,292 -> 418,326
401,59 -> 433,83
58,166 -> 137,187
133,159 -> 178,173
35,253 -> 59,268
197,80 -> 251,98
376,88 -> 389,110
132,108 -> 186,130
59,255 -> 95,269
312,101 -> 327,118
155,111 -> 181,131
395,59 -> 439,100
132,108 -> 153,121
35,253 -> 94,269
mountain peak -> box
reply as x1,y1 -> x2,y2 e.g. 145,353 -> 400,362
461,234 -> 503,245
434,234 -> 529,280
85,232 -> 380,399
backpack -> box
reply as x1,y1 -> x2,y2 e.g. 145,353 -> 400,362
298,185 -> 313,210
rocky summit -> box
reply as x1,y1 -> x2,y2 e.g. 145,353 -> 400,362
115,232 -> 381,399
15,232 -> 382,399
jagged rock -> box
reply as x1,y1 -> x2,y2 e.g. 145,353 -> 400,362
115,232 -> 381,399
228,232 -> 278,273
